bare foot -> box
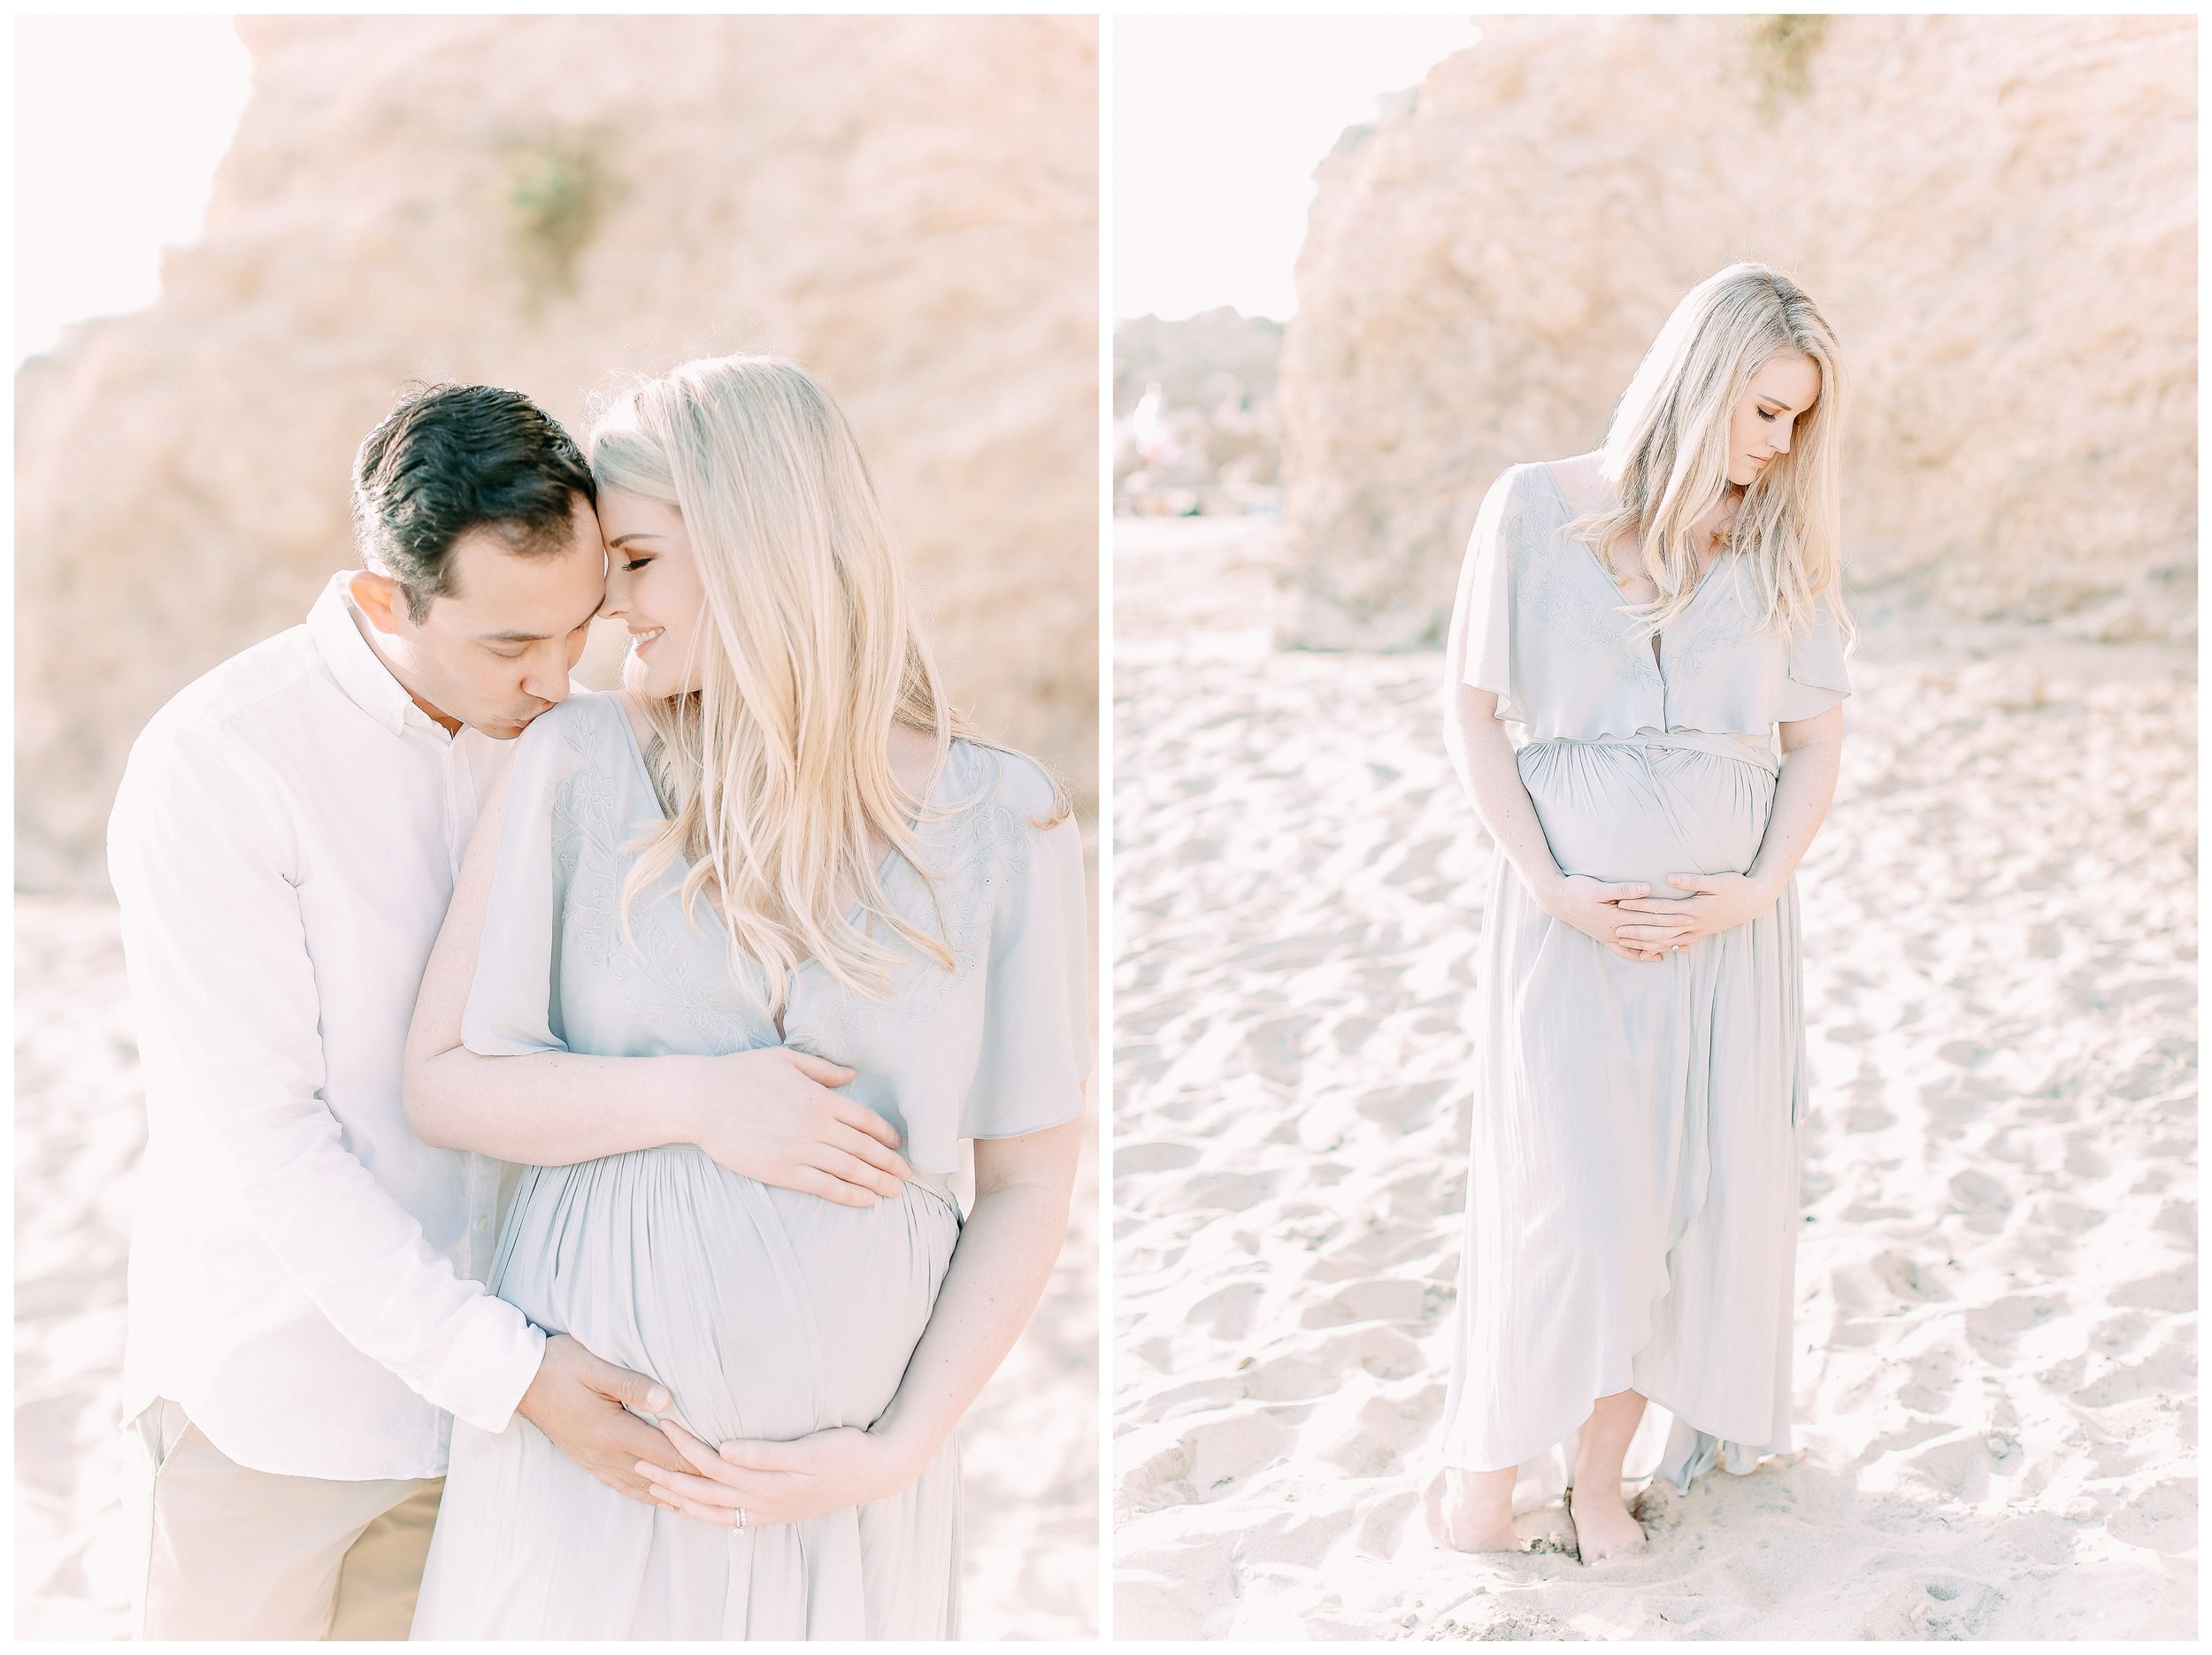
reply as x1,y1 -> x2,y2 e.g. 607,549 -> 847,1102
1428,1466 -> 1521,1553
1565,1485 -> 1647,1563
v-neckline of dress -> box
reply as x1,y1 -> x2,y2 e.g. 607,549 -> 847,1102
1532,461 -> 1733,674
607,698 -> 950,1034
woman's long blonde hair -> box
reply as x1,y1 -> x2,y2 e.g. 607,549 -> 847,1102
588,354 -> 972,1019
1567,262 -> 1854,644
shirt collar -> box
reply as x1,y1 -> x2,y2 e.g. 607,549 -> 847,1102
305,571 -> 452,742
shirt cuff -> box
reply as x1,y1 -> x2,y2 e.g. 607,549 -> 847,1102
425,1299 -> 547,1437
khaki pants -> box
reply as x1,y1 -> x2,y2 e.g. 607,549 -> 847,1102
127,1398 -> 444,1640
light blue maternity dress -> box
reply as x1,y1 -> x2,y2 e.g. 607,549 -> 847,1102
1434,460 -> 1850,1513
409,693 -> 1089,1638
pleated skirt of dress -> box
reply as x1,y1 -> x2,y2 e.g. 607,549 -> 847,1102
1433,735 -> 1809,1514
411,1145 -> 964,1639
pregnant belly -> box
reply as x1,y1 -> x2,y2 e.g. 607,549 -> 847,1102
489,1145 -> 960,1445
1517,737 -> 1775,899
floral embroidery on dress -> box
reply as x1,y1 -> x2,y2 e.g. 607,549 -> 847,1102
551,702 -> 770,1051
1499,465 -> 1833,739
547,712 -> 1050,1073
1651,558 -> 1742,685
1513,477 -> 1656,684
806,744 -> 1017,1056
549,719 -> 625,977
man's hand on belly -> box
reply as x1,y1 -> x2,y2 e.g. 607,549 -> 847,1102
516,1333 -> 691,1503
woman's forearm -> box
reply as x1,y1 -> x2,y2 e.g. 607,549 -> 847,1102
1747,707 -> 1845,898
404,749 -> 898,1198
868,1119 -> 1082,1477
1445,683 -> 1565,902
408,1046 -> 708,1165
410,1037 -> 903,1208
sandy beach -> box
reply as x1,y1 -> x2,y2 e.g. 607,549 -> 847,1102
13,900 -> 1099,1642
1111,516 -> 2196,1639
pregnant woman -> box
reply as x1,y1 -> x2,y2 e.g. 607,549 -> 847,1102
1429,264 -> 1851,1562
401,355 -> 1088,1636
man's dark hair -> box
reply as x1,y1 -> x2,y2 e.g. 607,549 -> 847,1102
350,382 -> 597,623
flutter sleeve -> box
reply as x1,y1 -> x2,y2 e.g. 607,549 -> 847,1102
959,756 -> 1093,1141
1776,592 -> 1853,723
1446,463 -> 1522,717
459,701 -> 595,1057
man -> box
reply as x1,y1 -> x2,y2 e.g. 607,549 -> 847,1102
109,383 -> 911,1638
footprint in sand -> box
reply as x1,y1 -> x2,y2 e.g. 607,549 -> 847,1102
2105,1478 -> 2196,1555
1946,1166 -> 2013,1215
1352,1080 -> 1451,1129
2070,1332 -> 2195,1409
1962,1293 -> 2060,1360
1116,1437 -> 1196,1514
1178,1408 -> 1300,1499
1997,1512 -> 2076,1565
1180,1168 -> 1278,1212
1247,1327 -> 1426,1403
1187,1281 -> 1265,1342
1870,1248 -> 1951,1305
1115,1140 -> 1202,1176
2108,1261 -> 2196,1314
1302,1277 -> 1436,1329
1903,1429 -> 2016,1503
1865,1575 -> 2005,1639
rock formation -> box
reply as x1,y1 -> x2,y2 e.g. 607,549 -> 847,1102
17,14 -> 1097,891
1278,14 -> 2195,650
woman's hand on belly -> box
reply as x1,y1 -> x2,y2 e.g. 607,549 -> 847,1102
1613,870 -> 1778,950
672,1047 -> 914,1206
1540,872 -> 1695,962
637,1416 -> 915,1529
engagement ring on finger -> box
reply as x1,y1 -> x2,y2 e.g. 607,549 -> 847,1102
734,1506 -> 749,1533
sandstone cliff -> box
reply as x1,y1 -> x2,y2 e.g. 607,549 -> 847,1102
1278,14 -> 2195,650
17,14 -> 1098,891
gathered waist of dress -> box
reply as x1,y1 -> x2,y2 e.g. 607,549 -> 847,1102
1516,727 -> 1779,778
520,1144 -> 964,1222
904,1165 -> 963,1219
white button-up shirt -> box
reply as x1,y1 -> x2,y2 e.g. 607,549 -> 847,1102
109,571 -> 547,1481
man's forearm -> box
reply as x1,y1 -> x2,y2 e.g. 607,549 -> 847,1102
410,1046 -> 703,1165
